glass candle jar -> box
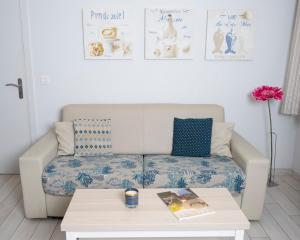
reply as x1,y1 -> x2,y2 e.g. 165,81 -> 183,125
125,188 -> 139,208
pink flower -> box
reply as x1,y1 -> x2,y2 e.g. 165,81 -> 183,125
252,86 -> 284,101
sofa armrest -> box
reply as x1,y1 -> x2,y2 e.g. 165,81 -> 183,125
19,129 -> 58,218
231,131 -> 269,220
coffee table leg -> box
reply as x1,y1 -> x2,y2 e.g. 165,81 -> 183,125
235,230 -> 244,240
66,232 -> 77,240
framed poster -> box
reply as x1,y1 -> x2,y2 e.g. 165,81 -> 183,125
145,8 -> 193,59
206,10 -> 254,60
83,8 -> 132,59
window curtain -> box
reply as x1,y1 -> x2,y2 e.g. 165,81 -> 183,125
281,1 -> 300,115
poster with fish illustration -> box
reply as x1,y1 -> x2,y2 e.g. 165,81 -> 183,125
145,8 -> 193,59
83,8 -> 132,59
206,10 -> 254,60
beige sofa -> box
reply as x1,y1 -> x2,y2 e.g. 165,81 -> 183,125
19,104 -> 269,220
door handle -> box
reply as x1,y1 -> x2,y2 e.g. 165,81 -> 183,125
5,78 -> 23,99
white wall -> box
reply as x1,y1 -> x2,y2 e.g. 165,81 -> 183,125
293,119 -> 300,175
27,0 -> 298,168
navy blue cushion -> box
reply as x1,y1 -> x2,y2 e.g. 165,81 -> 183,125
171,118 -> 213,157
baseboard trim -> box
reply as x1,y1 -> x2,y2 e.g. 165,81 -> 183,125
274,168 -> 293,176
292,170 -> 300,180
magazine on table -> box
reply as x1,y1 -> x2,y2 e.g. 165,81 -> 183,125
157,188 -> 215,220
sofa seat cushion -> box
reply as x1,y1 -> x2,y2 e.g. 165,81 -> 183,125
143,155 -> 246,195
42,154 -> 143,196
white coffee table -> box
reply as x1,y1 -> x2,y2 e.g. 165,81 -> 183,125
61,188 -> 249,240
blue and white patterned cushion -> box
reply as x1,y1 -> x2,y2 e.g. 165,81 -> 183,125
42,155 -> 143,196
143,155 -> 245,195
74,118 -> 112,156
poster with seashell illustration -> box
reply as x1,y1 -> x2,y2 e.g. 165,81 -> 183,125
206,10 -> 254,60
145,8 -> 193,59
83,8 -> 132,59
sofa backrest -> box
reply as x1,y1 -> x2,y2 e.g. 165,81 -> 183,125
62,104 -> 224,154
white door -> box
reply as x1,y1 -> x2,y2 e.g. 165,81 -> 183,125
0,0 -> 32,173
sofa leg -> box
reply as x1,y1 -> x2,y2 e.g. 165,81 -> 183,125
235,230 -> 244,240
66,232 -> 78,240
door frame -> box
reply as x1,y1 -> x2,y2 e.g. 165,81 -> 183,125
19,0 -> 38,141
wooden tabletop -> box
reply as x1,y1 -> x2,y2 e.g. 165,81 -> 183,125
61,188 -> 250,232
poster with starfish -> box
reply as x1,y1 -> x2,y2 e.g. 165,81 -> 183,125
83,8 -> 132,59
206,10 -> 254,60
145,8 -> 193,59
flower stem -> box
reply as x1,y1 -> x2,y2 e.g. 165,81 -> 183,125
268,100 -> 274,184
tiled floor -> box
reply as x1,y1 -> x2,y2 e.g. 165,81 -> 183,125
0,173 -> 300,240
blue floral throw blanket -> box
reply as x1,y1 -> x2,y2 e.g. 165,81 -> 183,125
42,154 -> 245,196
143,155 -> 245,194
42,155 -> 143,196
